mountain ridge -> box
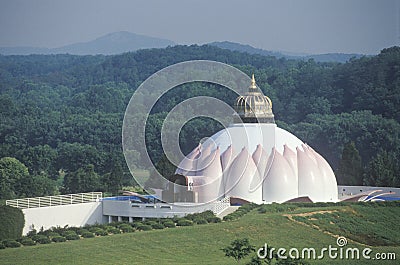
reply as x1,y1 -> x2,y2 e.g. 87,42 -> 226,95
0,32 -> 366,63
0,31 -> 176,55
208,41 -> 365,63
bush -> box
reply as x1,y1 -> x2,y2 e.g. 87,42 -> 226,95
163,221 -> 176,228
194,218 -> 208,225
177,219 -> 193,226
63,230 -> 78,237
52,236 -> 66,243
65,234 -> 80,240
81,232 -> 95,238
47,231 -> 60,238
151,223 -> 165,230
144,220 -> 157,226
26,228 -> 37,238
76,228 -> 90,235
119,224 -> 134,233
137,225 -> 152,231
108,227 -> 121,234
104,226 -> 114,232
95,229 -> 108,236
35,235 -> 51,244
0,242 -> 5,249
207,216 -> 221,223
172,216 -> 181,223
2,240 -> 21,248
20,237 -> 36,246
223,215 -> 235,221
0,205 -> 24,241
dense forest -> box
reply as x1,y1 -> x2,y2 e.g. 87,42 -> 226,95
0,45 -> 399,199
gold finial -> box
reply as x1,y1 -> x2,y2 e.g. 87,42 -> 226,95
250,74 -> 257,89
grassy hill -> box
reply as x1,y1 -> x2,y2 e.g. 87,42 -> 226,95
0,202 -> 399,264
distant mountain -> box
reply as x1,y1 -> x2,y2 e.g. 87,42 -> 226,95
208,41 -> 287,58
208,41 -> 364,63
0,31 -> 176,55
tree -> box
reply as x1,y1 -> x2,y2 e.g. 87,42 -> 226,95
336,142 -> 363,185
63,164 -> 100,193
0,157 -> 29,199
364,151 -> 399,187
102,157 -> 124,195
222,238 -> 255,263
19,145 -> 58,177
144,154 -> 176,189
27,174 -> 57,197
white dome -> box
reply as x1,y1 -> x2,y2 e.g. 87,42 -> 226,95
174,123 -> 338,204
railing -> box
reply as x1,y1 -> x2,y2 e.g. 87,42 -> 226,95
6,192 -> 103,209
213,196 -> 231,215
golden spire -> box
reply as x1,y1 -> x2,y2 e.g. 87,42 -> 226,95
250,74 -> 257,89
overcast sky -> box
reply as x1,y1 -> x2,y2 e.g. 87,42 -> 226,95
0,0 -> 398,54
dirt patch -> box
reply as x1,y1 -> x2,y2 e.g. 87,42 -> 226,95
283,210 -> 369,246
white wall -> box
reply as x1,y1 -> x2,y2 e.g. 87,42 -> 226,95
102,200 -> 230,219
22,202 -> 106,234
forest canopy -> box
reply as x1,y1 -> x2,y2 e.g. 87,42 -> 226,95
0,45 -> 399,198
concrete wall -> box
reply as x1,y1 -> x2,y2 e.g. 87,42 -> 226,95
22,202 -> 106,234
102,200 -> 229,219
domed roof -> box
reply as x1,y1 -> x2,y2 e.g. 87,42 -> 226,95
174,123 -> 338,204
234,74 -> 274,123
170,74 -> 338,204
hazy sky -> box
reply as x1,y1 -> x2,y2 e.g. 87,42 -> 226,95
0,0 -> 398,54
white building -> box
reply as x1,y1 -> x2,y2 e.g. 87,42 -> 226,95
165,75 -> 338,204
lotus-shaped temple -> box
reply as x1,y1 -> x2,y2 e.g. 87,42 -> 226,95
163,75 -> 338,204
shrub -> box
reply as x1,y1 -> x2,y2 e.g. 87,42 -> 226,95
81,232 -> 95,238
108,227 -> 121,234
2,240 -> 21,248
35,235 -> 51,244
119,224 -> 134,233
151,223 -> 165,230
52,236 -> 66,243
258,207 -> 267,214
131,222 -> 143,228
104,226 -> 114,232
47,231 -> 60,238
66,227 -> 81,233
94,229 -> 108,236
177,219 -> 193,226
20,237 -> 36,246
0,205 -> 24,241
50,226 -> 67,235
65,234 -> 80,240
63,230 -> 78,237
30,234 -> 42,241
172,216 -> 181,223
0,242 -> 5,249
26,228 -> 37,238
223,215 -> 235,221
76,228 -> 90,235
194,218 -> 208,225
137,225 -> 152,231
144,220 -> 157,226
207,217 -> 221,223
163,221 -> 176,228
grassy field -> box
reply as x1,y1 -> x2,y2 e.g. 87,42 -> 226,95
0,203 -> 399,265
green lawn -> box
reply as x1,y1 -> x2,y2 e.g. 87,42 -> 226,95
1,203 -> 399,265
